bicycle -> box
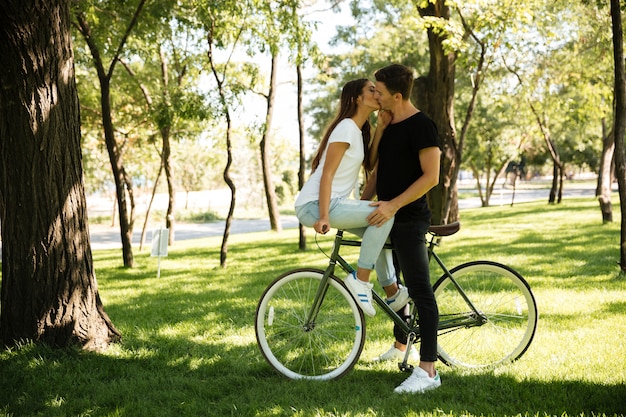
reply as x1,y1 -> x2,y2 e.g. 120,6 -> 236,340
254,221 -> 538,380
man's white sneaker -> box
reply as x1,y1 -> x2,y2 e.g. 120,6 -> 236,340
373,344 -> 419,362
394,367 -> 441,394
343,271 -> 376,317
385,285 -> 410,311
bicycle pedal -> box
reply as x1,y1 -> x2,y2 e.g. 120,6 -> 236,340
398,362 -> 414,373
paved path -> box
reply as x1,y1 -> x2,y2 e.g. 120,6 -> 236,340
0,185 -> 600,253
88,185 -> 598,250
88,216 -> 301,250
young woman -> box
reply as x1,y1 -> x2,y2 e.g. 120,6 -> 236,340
295,78 -> 409,317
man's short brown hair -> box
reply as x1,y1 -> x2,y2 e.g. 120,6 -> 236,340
374,64 -> 414,100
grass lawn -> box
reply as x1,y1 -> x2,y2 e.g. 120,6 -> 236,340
1,197 -> 625,417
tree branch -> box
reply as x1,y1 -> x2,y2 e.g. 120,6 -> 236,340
107,0 -> 148,79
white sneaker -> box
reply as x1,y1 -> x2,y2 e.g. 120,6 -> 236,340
394,367 -> 441,394
343,271 -> 376,317
385,285 -> 410,311
373,344 -> 419,362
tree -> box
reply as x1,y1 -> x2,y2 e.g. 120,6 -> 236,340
597,119 -> 614,222
413,0 -> 459,225
250,1 -> 318,235
0,0 -> 121,348
200,0 -> 253,267
282,0 -> 320,250
119,13 -> 210,245
315,0 -> 610,218
416,0 -> 538,223
463,97 -> 525,207
297,62 -> 307,249
503,1 -> 612,205
256,50 -> 282,232
74,0 -> 149,267
609,0 -> 626,270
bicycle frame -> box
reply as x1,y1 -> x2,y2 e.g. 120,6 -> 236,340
305,229 -> 487,339
256,221 -> 537,378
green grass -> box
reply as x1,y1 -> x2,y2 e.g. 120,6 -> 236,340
1,197 -> 626,417
89,207 -> 223,226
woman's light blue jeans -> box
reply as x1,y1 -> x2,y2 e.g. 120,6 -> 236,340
295,198 -> 396,287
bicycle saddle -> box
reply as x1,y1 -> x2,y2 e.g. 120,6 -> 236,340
428,221 -> 460,237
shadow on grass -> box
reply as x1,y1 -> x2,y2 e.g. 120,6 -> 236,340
2,201 -> 625,416
1,338 -> 625,417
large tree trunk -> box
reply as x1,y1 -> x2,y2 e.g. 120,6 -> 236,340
609,0 -> 626,271
416,0 -> 459,225
260,53 -> 282,232
0,0 -> 121,349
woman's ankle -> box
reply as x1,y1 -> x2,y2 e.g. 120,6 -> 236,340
383,283 -> 399,298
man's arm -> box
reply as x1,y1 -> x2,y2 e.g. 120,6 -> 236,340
366,146 -> 441,226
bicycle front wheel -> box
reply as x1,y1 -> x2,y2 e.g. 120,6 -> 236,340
255,268 -> 366,380
434,261 -> 538,368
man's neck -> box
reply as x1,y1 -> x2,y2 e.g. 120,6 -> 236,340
390,101 -> 419,124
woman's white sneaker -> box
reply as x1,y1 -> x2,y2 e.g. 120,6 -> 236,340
373,344 -> 419,362
385,285 -> 410,311
343,271 -> 376,317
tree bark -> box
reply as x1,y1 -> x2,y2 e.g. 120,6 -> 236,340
207,21 -> 236,268
158,47 -> 176,245
528,102 -> 563,205
597,119 -> 614,223
609,0 -> 626,270
0,0 -> 121,349
297,64 -> 307,250
74,3 -> 148,267
416,0 -> 459,225
260,53 -> 282,232
120,47 -> 176,245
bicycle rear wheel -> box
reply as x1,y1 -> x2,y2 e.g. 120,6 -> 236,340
255,268 -> 366,380
433,261 -> 537,368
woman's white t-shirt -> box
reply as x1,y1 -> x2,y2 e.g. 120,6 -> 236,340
295,118 -> 364,207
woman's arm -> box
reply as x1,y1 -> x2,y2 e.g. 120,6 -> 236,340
316,141 -> 349,234
368,110 -> 392,168
360,164 -> 378,201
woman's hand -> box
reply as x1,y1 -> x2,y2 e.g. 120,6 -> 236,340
377,110 -> 393,129
314,219 -> 330,234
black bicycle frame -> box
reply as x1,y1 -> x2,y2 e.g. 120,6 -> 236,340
305,230 -> 486,336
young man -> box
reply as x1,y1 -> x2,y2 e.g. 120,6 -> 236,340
366,63 -> 442,393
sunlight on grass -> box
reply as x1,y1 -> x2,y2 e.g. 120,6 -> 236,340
1,197 -> 625,417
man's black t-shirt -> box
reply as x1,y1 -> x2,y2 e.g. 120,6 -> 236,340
376,111 -> 440,222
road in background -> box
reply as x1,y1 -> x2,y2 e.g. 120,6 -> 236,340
87,184 -> 599,250
0,183 -> 602,253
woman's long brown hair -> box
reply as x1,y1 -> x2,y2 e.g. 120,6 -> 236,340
310,79 -> 373,173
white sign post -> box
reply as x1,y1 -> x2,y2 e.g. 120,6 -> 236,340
151,228 -> 169,278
